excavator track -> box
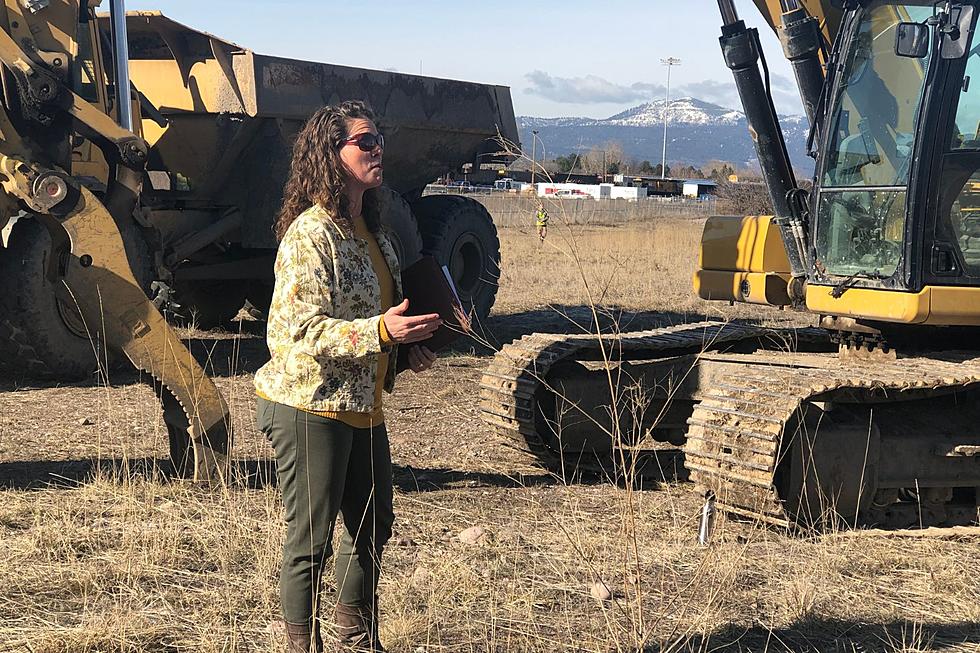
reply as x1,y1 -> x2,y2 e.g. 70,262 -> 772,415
686,352 -> 980,527
479,320 -> 816,469
482,321 -> 980,528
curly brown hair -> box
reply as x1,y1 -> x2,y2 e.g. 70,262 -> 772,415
275,100 -> 384,241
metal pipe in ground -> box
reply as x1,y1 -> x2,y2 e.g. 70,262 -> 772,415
699,491 -> 717,546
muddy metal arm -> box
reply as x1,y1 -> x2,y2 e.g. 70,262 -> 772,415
717,0 -> 810,290
0,0 -> 229,479
751,0 -> 842,46
750,0 -> 840,127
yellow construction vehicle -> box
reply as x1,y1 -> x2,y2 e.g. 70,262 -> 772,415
0,2 -> 517,477
103,12 -> 514,332
0,0 -> 228,479
482,0 -> 980,529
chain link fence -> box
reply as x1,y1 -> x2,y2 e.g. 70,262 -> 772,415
458,194 -> 725,227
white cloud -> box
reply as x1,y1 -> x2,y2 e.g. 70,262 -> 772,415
523,71 -> 804,115
770,73 -> 795,90
524,70 -> 664,104
676,79 -> 740,107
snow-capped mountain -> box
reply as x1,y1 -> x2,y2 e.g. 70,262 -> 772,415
607,97 -> 745,127
518,97 -> 811,172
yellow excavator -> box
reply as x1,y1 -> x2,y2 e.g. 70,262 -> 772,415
0,0 -> 228,479
482,0 -> 980,529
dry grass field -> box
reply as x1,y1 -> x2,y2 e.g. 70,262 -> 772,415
1,205 -> 979,652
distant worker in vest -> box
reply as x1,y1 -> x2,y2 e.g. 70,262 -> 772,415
535,202 -> 549,241
255,100 -> 441,653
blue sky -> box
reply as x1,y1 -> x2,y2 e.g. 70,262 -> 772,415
126,0 -> 801,118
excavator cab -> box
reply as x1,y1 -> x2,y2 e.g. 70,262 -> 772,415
805,0 -> 980,325
808,4 -> 932,297
699,0 -> 980,328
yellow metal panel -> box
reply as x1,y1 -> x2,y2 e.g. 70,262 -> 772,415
71,159 -> 109,183
698,215 -> 790,274
695,269 -> 791,305
139,119 -> 168,149
923,287 -> 980,326
808,284 -> 980,325
807,285 -> 931,323
129,60 -> 245,114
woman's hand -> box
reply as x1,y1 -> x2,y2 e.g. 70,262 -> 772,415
383,299 -> 441,344
407,345 -> 437,374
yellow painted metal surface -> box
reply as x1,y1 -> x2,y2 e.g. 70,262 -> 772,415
71,157 -> 109,182
130,59 -> 251,116
807,285 -> 980,326
55,186 -> 232,477
928,287 -> 980,324
699,215 -> 791,273
695,215 -> 791,305
695,269 -> 792,305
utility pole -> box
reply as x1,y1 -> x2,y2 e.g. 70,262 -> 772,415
661,57 -> 681,180
602,150 -> 607,183
530,129 -> 539,188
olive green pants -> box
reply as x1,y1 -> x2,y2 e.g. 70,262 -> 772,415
256,397 -> 394,626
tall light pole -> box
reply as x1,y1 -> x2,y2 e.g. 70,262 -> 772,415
661,57 -> 681,179
530,129 -> 539,188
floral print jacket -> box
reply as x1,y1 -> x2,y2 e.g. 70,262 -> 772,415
254,204 -> 403,412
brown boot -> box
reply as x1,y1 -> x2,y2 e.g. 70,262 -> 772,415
334,601 -> 386,652
284,620 -> 324,653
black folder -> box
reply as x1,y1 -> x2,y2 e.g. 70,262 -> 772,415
395,255 -> 471,372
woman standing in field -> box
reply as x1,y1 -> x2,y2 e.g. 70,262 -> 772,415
255,101 -> 441,653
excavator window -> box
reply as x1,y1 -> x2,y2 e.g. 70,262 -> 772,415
938,32 -> 980,275
944,176 -> 980,272
821,3 -> 932,188
816,189 -> 907,276
815,2 -> 933,278
951,45 -> 980,150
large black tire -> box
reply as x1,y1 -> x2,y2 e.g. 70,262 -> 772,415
0,218 -> 153,380
410,195 -> 500,320
378,187 -> 424,271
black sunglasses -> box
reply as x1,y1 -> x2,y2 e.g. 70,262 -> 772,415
342,131 -> 384,152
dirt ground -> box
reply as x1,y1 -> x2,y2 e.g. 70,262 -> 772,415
1,221 -> 979,652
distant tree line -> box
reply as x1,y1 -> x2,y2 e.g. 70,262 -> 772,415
549,149 -> 739,182
518,138 -> 788,214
